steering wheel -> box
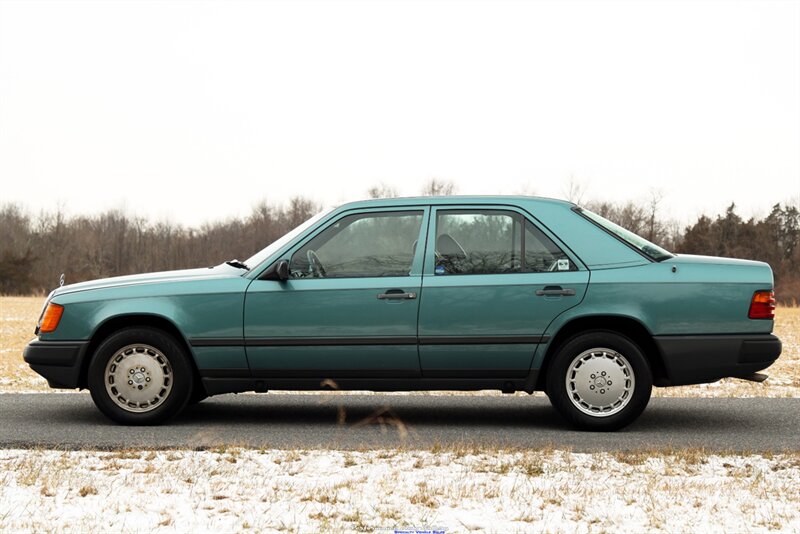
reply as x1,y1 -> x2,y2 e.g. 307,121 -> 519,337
307,249 -> 327,278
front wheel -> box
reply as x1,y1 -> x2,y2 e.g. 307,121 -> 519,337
545,331 -> 652,431
88,327 -> 193,425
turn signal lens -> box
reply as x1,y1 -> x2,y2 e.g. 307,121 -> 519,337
748,290 -> 775,320
39,303 -> 64,333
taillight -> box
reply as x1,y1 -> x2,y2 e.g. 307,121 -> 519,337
39,303 -> 64,333
748,290 -> 775,320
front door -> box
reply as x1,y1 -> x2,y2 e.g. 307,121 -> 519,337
244,207 -> 428,378
417,206 -> 589,377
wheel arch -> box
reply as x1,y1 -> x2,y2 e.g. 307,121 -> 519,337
79,314 -> 204,394
535,315 -> 670,390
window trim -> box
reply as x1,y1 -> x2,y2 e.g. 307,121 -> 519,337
426,206 -> 584,277
523,219 -> 579,274
284,207 -> 430,280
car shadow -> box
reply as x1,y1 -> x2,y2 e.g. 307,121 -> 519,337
179,398 -> 569,429
173,394 -> 759,434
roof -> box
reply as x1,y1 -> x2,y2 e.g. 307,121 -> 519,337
337,195 -> 577,210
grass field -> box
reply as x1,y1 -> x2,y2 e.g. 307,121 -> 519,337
1,296 -> 797,396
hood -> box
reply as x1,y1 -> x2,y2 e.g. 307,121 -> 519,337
51,263 -> 245,297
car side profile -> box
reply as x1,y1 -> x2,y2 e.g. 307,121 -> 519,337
24,196 -> 782,430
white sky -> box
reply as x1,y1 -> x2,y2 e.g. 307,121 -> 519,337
1,0 -> 798,228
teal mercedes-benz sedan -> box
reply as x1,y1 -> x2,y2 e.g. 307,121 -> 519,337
24,196 -> 782,430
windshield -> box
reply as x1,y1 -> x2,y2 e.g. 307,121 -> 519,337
578,208 -> 673,262
244,208 -> 334,269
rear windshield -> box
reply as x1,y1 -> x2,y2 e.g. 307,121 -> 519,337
578,208 -> 673,262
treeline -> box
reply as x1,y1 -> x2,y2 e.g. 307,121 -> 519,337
1,182 -> 798,303
0,197 -> 318,295
585,198 -> 799,303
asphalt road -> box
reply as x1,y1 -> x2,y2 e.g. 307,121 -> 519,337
1,393 -> 798,452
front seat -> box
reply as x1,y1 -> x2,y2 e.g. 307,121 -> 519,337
436,233 -> 468,273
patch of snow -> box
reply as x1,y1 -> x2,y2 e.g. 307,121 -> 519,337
1,448 -> 799,532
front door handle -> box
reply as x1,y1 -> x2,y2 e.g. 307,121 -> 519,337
535,287 -> 576,297
377,290 -> 417,300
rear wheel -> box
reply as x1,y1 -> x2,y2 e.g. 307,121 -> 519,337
88,327 -> 193,425
545,331 -> 652,431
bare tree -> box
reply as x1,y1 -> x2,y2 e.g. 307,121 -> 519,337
562,175 -> 586,204
285,196 -> 319,228
420,178 -> 456,196
366,183 -> 399,199
645,189 -> 664,242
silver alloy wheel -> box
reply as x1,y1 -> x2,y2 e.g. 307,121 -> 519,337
104,344 -> 173,413
565,347 -> 635,418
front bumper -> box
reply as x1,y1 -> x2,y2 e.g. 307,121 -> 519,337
654,333 -> 782,386
23,339 -> 90,389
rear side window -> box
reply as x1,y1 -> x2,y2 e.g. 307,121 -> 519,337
434,210 -> 575,275
578,208 -> 673,261
524,220 -> 575,273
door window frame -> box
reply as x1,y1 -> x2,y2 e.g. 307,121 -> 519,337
280,206 -> 431,280
423,204 -> 585,277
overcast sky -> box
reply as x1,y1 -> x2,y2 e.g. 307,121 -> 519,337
1,0 -> 798,227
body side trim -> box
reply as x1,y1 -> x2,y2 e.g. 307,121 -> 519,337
189,335 -> 550,347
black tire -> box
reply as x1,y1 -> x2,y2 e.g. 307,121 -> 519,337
87,327 -> 193,425
545,331 -> 652,431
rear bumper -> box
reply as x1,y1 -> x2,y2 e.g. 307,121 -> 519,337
654,334 -> 782,386
23,339 -> 90,389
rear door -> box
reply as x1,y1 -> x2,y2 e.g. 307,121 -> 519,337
244,207 -> 428,377
417,205 -> 589,377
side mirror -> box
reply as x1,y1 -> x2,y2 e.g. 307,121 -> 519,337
260,260 -> 290,281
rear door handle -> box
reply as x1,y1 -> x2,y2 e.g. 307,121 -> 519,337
535,287 -> 576,297
377,290 -> 417,300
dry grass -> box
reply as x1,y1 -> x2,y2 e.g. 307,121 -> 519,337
1,447 -> 800,532
1,296 -> 798,396
0,297 -> 44,391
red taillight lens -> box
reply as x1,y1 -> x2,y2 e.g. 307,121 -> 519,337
748,290 -> 775,320
39,303 -> 64,333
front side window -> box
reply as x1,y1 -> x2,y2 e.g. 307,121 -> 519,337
290,211 -> 423,278
434,210 -> 575,275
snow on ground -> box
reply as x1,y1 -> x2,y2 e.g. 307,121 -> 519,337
1,447 -> 799,533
